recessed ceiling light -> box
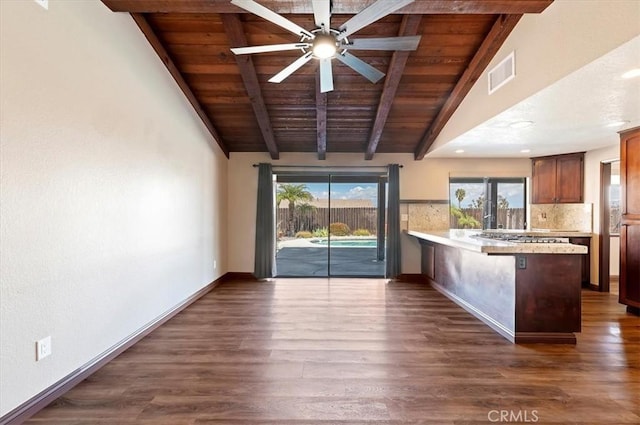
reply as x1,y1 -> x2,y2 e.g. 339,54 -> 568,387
509,121 -> 534,129
606,120 -> 630,127
621,68 -> 640,79
455,149 -> 465,154
520,149 -> 531,153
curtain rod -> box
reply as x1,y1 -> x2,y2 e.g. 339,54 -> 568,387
252,164 -> 402,168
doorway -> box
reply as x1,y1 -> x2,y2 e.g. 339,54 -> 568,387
599,160 -> 621,293
275,173 -> 386,277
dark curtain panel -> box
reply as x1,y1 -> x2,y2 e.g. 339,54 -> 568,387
386,164 -> 401,278
254,163 -> 275,279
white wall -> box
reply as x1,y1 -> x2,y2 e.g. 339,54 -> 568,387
585,143 -> 620,286
611,236 -> 620,276
0,0 -> 227,416
610,160 -> 621,277
431,0 -> 640,151
228,152 -> 530,274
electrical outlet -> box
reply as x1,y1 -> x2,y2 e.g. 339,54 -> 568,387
36,336 -> 52,361
33,0 -> 48,9
517,256 -> 527,269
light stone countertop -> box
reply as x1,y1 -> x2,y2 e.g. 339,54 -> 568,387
406,230 -> 588,255
485,229 -> 593,238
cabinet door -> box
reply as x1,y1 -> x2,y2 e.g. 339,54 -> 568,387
532,157 -> 557,203
569,237 -> 591,287
556,154 -> 584,202
620,127 -> 640,311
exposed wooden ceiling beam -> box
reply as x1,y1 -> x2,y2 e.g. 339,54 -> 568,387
103,0 -> 553,15
315,73 -> 327,161
414,14 -> 522,160
130,14 -> 229,157
365,14 -> 421,161
222,14 -> 280,159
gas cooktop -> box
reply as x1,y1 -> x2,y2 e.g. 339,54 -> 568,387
472,232 -> 569,244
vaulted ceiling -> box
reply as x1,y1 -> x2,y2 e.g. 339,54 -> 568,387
101,0 -> 553,160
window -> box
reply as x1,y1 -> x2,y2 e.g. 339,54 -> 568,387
610,171 -> 621,235
449,177 -> 526,230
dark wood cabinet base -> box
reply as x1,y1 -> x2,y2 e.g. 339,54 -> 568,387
421,241 -> 581,344
514,332 -> 576,344
619,127 -> 640,312
569,237 -> 591,287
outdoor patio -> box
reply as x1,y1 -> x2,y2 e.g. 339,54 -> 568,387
276,239 -> 385,277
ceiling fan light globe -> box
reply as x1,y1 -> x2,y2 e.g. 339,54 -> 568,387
314,44 -> 336,59
312,34 -> 337,59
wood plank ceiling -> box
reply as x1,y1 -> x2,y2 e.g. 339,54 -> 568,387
101,0 -> 553,160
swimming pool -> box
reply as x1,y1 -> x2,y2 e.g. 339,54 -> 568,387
310,239 -> 377,247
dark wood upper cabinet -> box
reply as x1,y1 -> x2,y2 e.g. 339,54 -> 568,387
531,156 -> 557,203
531,152 -> 584,204
619,127 -> 640,314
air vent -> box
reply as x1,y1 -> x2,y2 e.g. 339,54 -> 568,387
488,51 -> 515,94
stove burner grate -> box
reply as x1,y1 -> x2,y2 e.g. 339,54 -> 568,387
472,233 -> 569,244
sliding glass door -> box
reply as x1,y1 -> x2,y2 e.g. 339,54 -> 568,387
275,173 -> 386,277
328,175 -> 385,277
275,176 -> 330,276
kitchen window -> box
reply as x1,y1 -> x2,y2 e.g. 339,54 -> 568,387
449,177 -> 526,230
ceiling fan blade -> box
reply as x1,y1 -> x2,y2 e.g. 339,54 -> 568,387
269,52 -> 314,83
319,58 -> 334,93
231,0 -> 313,38
337,0 -> 414,41
312,0 -> 331,32
336,52 -> 385,84
231,43 -> 310,55
344,35 -> 421,51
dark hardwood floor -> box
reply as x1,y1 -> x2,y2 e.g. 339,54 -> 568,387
25,278 -> 640,424
611,275 -> 620,296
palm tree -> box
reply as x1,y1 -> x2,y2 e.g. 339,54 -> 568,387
276,184 -> 313,236
470,194 -> 485,210
454,188 -> 466,208
295,202 -> 316,232
498,195 -> 510,209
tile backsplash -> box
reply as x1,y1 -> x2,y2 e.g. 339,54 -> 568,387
401,201 -> 594,233
529,203 -> 593,232
401,201 -> 450,232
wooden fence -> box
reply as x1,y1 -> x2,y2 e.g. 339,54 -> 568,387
277,207 -> 378,235
450,208 -> 526,229
277,206 -> 527,235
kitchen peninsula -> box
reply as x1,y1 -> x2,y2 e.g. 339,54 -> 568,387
408,230 -> 588,344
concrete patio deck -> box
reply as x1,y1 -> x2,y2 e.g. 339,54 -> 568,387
276,245 -> 386,277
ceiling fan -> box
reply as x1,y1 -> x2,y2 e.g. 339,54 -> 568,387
229,0 -> 421,93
